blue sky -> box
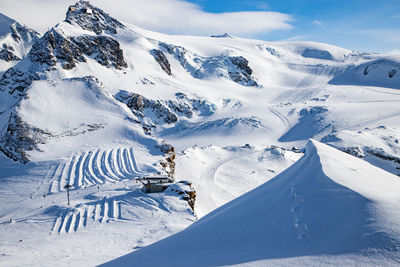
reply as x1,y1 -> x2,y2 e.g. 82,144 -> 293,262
186,0 -> 400,53
1,0 -> 399,53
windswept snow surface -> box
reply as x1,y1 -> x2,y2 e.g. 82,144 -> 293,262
104,140 -> 400,267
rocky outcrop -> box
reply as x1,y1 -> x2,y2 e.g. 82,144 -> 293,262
229,56 -> 258,86
71,35 -> 127,69
28,29 -> 127,70
115,90 -> 178,126
0,44 -> 20,62
115,90 -> 216,132
158,144 -> 176,178
158,42 -> 258,86
389,69 -> 397,78
0,113 -> 52,163
166,181 -> 196,211
65,1 -> 125,35
0,67 -> 40,95
150,49 -> 171,75
28,29 -> 85,69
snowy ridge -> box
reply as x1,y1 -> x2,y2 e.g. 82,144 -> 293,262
104,140 -> 400,266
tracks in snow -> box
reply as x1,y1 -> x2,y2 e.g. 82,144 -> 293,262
270,107 -> 292,129
51,196 -> 121,234
49,148 -> 146,193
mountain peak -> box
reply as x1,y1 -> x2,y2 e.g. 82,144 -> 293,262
65,1 -> 125,35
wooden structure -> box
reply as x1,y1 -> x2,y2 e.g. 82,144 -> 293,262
138,176 -> 173,193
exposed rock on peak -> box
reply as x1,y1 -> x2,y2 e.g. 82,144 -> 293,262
65,1 -> 125,35
27,27 -> 127,70
28,29 -> 85,69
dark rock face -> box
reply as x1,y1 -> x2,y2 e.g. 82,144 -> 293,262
115,90 -> 216,132
0,68 -> 40,95
229,56 -> 258,87
389,69 -> 397,78
0,113 -> 52,164
28,29 -> 85,69
115,90 -> 178,125
65,1 -> 125,35
71,35 -> 128,69
28,29 -> 127,70
150,49 -> 171,75
0,44 -> 20,62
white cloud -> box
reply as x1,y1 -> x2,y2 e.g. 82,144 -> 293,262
312,20 -> 323,26
0,0 -> 292,37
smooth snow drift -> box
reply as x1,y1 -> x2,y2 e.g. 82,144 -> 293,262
103,140 -> 400,266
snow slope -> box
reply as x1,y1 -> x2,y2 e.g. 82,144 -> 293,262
104,140 -> 400,266
175,145 -> 302,217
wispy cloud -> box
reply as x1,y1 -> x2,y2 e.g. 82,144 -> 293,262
312,20 -> 323,26
0,0 -> 293,37
279,35 -> 310,42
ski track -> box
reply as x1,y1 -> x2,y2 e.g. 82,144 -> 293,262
51,197 -> 121,234
49,148 -> 145,194
270,107 -> 292,129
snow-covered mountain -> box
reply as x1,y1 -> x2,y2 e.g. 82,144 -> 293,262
104,140 -> 400,267
0,13 -> 39,73
1,1 -> 400,266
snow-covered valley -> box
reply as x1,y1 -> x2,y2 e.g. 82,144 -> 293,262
0,1 -> 400,266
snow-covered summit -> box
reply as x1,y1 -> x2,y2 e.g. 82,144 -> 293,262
0,13 -> 39,72
104,140 -> 400,266
65,1 -> 125,35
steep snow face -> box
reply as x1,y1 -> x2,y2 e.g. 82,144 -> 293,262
0,13 -> 39,72
104,140 -> 400,266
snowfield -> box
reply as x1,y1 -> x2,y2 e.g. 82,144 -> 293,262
0,1 -> 400,266
103,140 -> 400,267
